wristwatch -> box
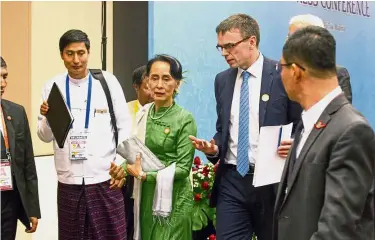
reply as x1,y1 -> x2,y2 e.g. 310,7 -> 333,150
137,171 -> 146,180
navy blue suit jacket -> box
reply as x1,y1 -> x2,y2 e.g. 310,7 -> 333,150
208,57 -> 302,207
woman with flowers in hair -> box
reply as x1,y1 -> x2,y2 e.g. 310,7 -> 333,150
117,54 -> 197,240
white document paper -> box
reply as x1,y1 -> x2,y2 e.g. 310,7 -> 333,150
253,122 -> 293,187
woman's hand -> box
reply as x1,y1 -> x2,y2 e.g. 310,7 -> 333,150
126,154 -> 144,179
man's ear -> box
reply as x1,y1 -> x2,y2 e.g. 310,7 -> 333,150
133,84 -> 139,91
291,63 -> 303,82
249,36 -> 257,50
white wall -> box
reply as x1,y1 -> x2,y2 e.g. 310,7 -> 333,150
32,155 -> 58,240
15,155 -> 57,240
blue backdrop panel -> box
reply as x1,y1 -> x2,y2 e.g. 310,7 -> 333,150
148,1 -> 375,160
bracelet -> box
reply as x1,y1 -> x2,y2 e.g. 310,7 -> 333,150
136,171 -> 146,180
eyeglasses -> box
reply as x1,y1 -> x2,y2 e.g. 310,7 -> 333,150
276,62 -> 306,72
216,37 -> 250,52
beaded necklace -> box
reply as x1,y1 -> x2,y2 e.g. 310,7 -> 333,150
149,102 -> 174,120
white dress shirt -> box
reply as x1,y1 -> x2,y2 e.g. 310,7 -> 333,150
37,71 -> 132,185
225,53 -> 264,165
0,112 -> 4,135
296,86 -> 343,157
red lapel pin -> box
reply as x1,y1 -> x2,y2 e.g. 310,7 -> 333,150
314,121 -> 326,129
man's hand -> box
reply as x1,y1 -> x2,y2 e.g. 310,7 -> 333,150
40,101 -> 49,116
189,136 -> 218,155
109,162 -> 126,189
26,217 -> 38,233
110,177 -> 125,190
109,162 -> 126,180
277,139 -> 293,158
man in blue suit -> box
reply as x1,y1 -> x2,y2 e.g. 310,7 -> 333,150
189,14 -> 302,240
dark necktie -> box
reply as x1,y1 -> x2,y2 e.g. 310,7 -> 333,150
1,131 -> 7,159
287,121 -> 304,188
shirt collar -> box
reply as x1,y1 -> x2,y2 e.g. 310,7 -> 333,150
68,72 -> 90,85
237,51 -> 264,79
302,86 -> 343,132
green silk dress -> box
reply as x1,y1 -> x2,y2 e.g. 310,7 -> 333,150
140,103 -> 197,240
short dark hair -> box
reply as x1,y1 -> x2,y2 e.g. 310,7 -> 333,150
132,65 -> 147,86
283,26 -> 336,77
146,54 -> 183,81
216,14 -> 260,47
0,56 -> 6,68
59,29 -> 90,53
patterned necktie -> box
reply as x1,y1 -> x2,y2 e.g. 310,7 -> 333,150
237,71 -> 251,177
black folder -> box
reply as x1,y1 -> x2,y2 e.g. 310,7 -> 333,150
46,82 -> 74,148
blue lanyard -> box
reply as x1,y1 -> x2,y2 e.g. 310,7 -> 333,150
65,74 -> 92,129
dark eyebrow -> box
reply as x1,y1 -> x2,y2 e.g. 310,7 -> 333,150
65,50 -> 85,53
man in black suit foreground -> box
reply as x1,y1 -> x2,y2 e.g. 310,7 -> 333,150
1,56 -> 41,240
274,26 -> 374,240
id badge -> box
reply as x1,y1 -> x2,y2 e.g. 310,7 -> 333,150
0,160 -> 13,191
69,131 -> 89,161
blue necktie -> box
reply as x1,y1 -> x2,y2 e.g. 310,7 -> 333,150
237,71 -> 250,177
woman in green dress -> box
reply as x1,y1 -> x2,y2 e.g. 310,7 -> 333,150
125,54 -> 197,240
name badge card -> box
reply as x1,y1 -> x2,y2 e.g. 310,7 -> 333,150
0,160 -> 13,191
69,131 -> 89,161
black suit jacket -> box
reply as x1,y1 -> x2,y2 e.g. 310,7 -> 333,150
337,66 -> 352,103
274,94 -> 374,240
1,100 -> 41,227
208,57 -> 302,207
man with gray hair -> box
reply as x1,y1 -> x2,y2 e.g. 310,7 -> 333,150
190,14 -> 302,239
288,14 -> 352,103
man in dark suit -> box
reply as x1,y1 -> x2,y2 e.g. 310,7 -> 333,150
288,14 -> 353,103
1,56 -> 41,240
274,26 -> 374,240
189,14 -> 301,240
336,65 -> 352,102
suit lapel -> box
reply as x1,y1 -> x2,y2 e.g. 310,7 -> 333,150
282,114 -> 330,205
216,69 -> 237,168
259,58 -> 274,127
222,68 -> 238,132
282,94 -> 349,203
1,101 -> 15,160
